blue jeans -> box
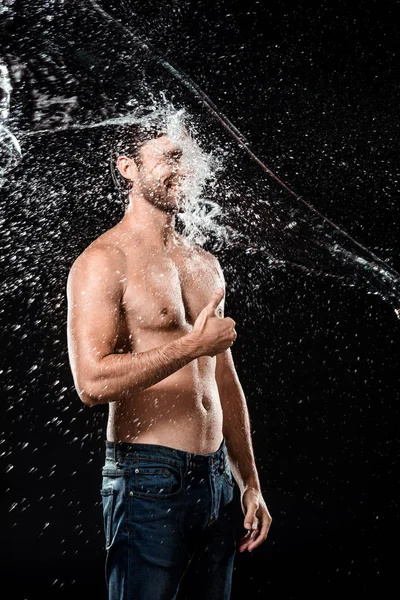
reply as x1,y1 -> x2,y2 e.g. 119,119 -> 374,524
100,437 -> 238,600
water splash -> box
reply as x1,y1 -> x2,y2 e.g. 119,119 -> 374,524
1,0 -> 400,320
0,62 -> 22,183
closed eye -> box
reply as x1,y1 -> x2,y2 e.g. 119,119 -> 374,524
164,149 -> 183,162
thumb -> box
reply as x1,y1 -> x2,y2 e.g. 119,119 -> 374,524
208,287 -> 224,311
244,508 -> 256,530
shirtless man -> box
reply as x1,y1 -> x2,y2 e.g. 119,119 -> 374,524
66,120 -> 272,599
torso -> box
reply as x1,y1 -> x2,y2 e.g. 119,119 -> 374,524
89,225 -> 224,455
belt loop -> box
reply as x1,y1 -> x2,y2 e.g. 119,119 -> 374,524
219,451 -> 224,473
113,442 -> 117,463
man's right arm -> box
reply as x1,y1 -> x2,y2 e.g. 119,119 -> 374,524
66,245 -> 201,407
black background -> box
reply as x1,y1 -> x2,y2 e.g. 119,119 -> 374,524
1,1 -> 400,598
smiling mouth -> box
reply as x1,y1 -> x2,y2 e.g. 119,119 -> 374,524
166,180 -> 183,197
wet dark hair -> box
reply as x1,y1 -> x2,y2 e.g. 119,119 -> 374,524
110,121 -> 166,204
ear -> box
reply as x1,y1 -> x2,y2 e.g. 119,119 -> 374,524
116,155 -> 138,182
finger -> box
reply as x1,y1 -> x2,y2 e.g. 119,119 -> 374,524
238,529 -> 259,552
239,520 -> 259,548
208,287 -> 224,311
246,529 -> 263,551
247,517 -> 272,551
239,529 -> 254,542
239,528 -> 257,543
244,509 -> 257,531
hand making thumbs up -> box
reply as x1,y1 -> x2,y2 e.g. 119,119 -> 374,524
191,288 -> 237,358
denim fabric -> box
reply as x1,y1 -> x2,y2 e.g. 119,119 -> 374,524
100,437 -> 237,600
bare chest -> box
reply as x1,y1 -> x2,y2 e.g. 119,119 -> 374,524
121,249 -> 221,336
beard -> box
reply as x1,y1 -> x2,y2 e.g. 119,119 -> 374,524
138,173 -> 182,213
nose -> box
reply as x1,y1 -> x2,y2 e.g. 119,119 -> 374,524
177,163 -> 194,181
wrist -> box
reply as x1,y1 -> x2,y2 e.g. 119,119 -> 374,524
240,480 -> 262,496
182,331 -> 203,360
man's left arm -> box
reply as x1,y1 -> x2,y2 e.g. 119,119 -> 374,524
211,255 -> 272,551
216,348 -> 272,552
216,347 -> 260,494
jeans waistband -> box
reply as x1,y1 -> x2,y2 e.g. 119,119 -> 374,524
104,437 -> 228,472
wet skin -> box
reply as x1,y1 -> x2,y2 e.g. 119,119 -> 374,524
67,134 -> 272,552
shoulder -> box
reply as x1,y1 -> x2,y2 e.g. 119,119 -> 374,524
185,244 -> 225,285
70,241 -> 126,274
197,247 -> 224,278
67,239 -> 127,294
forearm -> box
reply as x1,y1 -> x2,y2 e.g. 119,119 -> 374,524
81,332 -> 200,406
222,384 -> 261,494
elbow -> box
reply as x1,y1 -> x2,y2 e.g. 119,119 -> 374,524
77,376 -> 118,406
74,374 -> 102,407
72,361 -> 110,406
78,385 -> 99,407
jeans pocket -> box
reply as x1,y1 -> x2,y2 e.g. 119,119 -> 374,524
130,462 -> 183,499
100,488 -> 116,549
100,466 -> 127,548
222,467 -> 235,488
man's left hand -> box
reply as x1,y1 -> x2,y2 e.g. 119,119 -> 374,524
238,487 -> 272,552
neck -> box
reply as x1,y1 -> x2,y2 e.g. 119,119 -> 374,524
120,190 -> 178,249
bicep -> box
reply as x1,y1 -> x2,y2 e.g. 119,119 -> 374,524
66,247 -> 125,387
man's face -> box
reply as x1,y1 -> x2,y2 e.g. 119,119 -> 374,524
135,134 -> 185,213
